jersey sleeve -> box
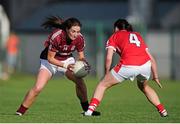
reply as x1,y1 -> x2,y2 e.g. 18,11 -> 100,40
48,30 -> 63,52
106,34 -> 117,51
48,34 -> 59,52
76,34 -> 85,52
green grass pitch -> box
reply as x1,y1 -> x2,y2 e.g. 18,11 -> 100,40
0,73 -> 180,123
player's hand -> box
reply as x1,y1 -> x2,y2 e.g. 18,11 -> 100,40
152,78 -> 162,88
80,59 -> 91,72
84,61 -> 91,73
67,64 -> 74,71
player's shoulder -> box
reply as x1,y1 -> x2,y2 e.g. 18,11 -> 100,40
111,30 -> 129,39
131,31 -> 141,36
78,33 -> 84,38
114,30 -> 130,35
132,31 -> 144,39
76,33 -> 85,41
50,29 -> 64,40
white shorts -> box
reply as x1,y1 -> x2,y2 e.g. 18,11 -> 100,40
39,57 -> 75,75
111,60 -> 151,83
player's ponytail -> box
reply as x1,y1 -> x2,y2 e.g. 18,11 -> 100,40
41,16 -> 82,31
41,16 -> 64,29
126,24 -> 133,32
114,18 -> 133,32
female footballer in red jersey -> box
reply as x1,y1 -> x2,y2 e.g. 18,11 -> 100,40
16,16 -> 100,116
85,19 -> 168,117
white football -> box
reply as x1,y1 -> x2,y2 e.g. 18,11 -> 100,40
73,60 -> 89,78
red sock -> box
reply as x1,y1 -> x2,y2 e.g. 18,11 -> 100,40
88,98 -> 100,112
156,104 -> 165,112
16,104 -> 28,115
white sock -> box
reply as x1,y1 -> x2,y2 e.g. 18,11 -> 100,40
85,110 -> 93,116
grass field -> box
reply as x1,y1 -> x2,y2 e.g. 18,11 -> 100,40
0,73 -> 180,123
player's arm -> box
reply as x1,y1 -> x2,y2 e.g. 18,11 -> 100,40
77,51 -> 85,61
146,49 -> 162,88
77,51 -> 90,70
105,48 -> 114,74
47,50 -> 69,68
76,35 -> 90,70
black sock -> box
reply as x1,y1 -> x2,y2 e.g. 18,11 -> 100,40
80,101 -> 89,111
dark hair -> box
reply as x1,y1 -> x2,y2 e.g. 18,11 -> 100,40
114,19 -> 133,31
63,17 -> 82,30
41,16 -> 82,30
41,16 -> 64,29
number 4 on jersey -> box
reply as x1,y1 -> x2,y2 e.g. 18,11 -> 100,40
129,33 -> 140,47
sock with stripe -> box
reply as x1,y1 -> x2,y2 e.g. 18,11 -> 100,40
156,104 -> 165,113
86,98 -> 100,115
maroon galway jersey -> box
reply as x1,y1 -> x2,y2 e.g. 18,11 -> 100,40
40,29 -> 85,61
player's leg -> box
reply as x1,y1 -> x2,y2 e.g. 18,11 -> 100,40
16,66 -> 52,115
137,61 -> 167,117
65,70 -> 101,116
66,70 -> 88,102
57,57 -> 95,114
137,80 -> 167,117
85,72 -> 120,116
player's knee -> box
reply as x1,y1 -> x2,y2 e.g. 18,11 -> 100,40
32,86 -> 43,95
98,81 -> 109,89
65,71 -> 76,81
138,84 -> 149,93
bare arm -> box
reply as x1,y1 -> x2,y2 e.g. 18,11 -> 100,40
146,49 -> 162,88
77,51 -> 86,61
105,48 -> 114,74
47,50 -> 67,68
146,49 -> 159,79
77,51 -> 90,71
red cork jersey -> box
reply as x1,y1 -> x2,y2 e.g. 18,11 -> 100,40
106,30 -> 150,66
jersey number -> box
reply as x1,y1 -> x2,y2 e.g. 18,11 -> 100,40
129,34 -> 140,47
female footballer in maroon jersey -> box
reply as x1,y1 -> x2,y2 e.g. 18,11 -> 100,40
16,16 -> 100,116
85,19 -> 168,117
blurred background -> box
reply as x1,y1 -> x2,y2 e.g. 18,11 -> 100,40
0,0 -> 180,80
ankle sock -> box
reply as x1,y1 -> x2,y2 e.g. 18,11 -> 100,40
16,104 -> 28,115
